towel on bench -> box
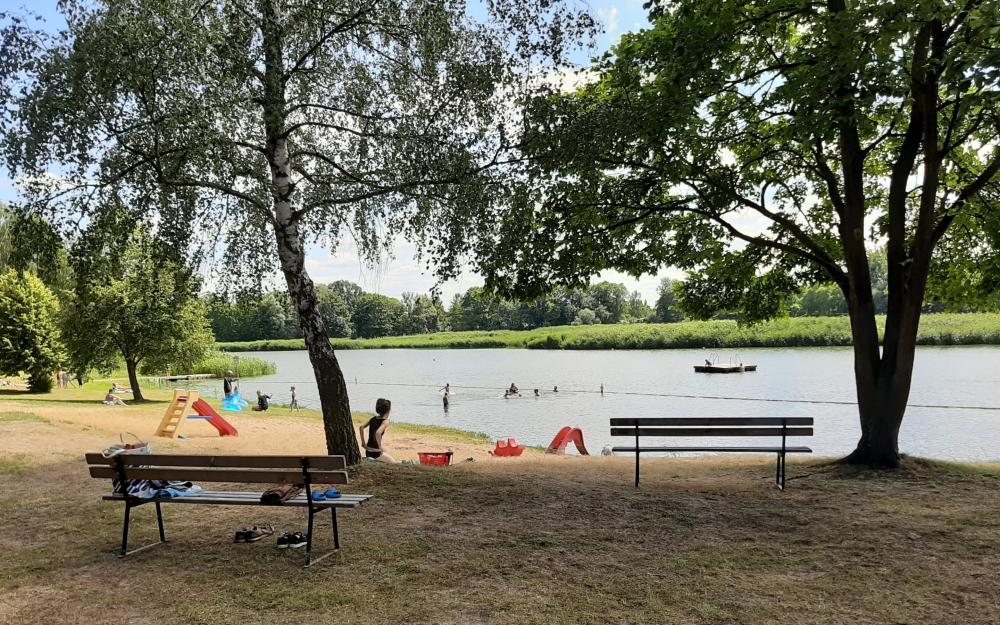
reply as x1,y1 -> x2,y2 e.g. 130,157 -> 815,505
260,484 -> 302,505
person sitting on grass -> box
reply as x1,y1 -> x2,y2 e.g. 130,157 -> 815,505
103,388 -> 127,406
358,398 -> 398,463
252,389 -> 271,412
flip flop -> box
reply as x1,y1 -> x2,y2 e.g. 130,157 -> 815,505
324,488 -> 341,499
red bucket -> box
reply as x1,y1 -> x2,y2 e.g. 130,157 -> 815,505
418,451 -> 454,466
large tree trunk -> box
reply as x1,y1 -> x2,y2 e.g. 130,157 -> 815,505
272,214 -> 360,464
260,0 -> 360,464
125,359 -> 144,402
842,267 -> 925,468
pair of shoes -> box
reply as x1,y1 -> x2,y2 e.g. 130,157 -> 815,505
277,532 -> 307,549
311,488 -> 341,501
234,525 -> 275,543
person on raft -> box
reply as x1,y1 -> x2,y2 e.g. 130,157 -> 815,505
103,389 -> 127,406
252,389 -> 271,412
223,371 -> 237,399
358,398 -> 398,463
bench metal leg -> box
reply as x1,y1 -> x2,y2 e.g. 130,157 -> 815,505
118,500 -> 167,558
304,506 -> 341,568
774,453 -> 787,491
155,501 -> 166,542
331,506 -> 340,550
634,430 -> 640,488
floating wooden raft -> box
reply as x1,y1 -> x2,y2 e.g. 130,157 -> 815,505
693,364 -> 758,373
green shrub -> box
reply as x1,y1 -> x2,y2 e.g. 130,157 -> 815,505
0,271 -> 65,391
190,351 -> 276,377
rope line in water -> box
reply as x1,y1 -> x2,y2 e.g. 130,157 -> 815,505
160,378 -> 1000,412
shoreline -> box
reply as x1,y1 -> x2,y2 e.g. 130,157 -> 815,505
215,313 -> 1000,352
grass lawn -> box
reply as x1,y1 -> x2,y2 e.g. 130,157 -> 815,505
1,389 -> 998,624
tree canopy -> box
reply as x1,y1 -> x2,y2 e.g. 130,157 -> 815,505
66,210 -> 213,401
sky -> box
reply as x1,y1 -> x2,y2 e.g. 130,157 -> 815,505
0,0 -> 680,303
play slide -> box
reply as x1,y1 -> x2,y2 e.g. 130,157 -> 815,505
546,427 -> 588,455
191,398 -> 239,437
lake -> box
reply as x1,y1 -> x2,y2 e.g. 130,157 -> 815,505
183,346 -> 1000,461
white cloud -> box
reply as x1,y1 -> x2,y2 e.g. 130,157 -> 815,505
597,6 -> 621,37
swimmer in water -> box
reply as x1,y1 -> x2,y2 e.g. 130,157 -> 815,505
552,385 -> 558,393
508,382 -> 519,395
533,389 -> 540,397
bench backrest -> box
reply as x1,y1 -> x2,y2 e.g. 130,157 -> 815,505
85,453 -> 349,485
610,417 -> 814,438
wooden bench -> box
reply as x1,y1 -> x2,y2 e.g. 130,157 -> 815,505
85,453 -> 373,567
610,417 -> 813,489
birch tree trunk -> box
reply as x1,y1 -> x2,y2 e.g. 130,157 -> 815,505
260,0 -> 360,464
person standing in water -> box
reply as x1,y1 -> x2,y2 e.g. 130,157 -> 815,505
358,398 -> 398,463
223,371 -> 237,399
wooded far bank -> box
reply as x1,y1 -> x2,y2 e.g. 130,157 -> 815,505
217,313 -> 1000,352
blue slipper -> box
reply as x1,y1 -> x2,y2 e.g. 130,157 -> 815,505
311,491 -> 326,501
325,488 -> 341,499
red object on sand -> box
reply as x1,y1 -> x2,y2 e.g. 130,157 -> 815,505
546,427 -> 589,455
190,398 -> 239,437
418,452 -> 454,466
489,438 -> 525,457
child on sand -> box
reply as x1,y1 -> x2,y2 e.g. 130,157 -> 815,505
358,398 -> 397,463
253,390 -> 271,412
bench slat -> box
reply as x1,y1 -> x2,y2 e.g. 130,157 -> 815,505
612,446 -> 812,453
609,417 -> 813,427
88,466 -> 349,485
85,453 -> 346,470
610,427 -> 814,437
101,491 -> 371,508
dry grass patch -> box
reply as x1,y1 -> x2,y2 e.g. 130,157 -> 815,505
0,443 -> 998,624
0,402 -> 997,625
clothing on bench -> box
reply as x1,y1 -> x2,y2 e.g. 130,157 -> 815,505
85,453 -> 372,567
610,417 -> 814,489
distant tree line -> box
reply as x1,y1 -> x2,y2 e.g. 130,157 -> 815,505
206,280 -> 669,341
207,258 -> 997,342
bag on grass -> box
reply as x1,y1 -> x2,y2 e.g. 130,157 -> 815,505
102,433 -> 152,495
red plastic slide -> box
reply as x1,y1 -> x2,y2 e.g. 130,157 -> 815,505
546,427 -> 588,455
191,398 -> 239,437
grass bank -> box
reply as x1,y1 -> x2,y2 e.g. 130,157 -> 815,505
218,312 -> 1000,351
1,398 -> 999,624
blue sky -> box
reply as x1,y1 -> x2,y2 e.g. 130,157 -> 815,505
0,0 -> 676,302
